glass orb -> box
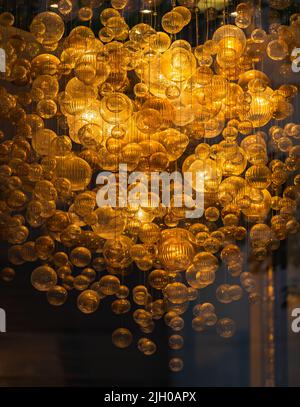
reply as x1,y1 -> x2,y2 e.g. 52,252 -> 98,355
0,12 -> 15,26
100,93 -> 132,124
169,357 -> 184,372
32,129 -> 57,156
30,12 -> 65,45
162,11 -> 184,34
228,285 -> 243,301
193,302 -> 215,317
78,7 -> 93,21
116,285 -> 129,299
111,299 -> 131,314
133,285 -> 148,305
47,285 -> 68,306
267,39 -> 288,61
148,269 -> 168,290
111,0 -> 128,10
187,287 -> 198,301
103,236 -> 133,268
168,334 -> 184,350
250,223 -> 272,247
245,165 -> 271,189
99,26 -> 114,43
70,247 -> 92,268
112,328 -> 133,348
165,85 -> 181,100
192,316 -> 206,332
168,315 -> 185,331
74,275 -> 90,291
149,32 -> 171,53
160,238 -> 194,272
161,47 -> 197,82
31,265 -> 57,292
205,207 -> 220,222
241,277 -> 257,293
251,28 -> 267,43
186,264 -> 216,289
173,6 -> 191,26
78,123 -> 103,149
99,275 -> 120,295
134,83 -> 149,98
138,338 -> 157,355
81,267 -> 96,283
213,24 -> 246,62
164,283 -> 189,304
77,289 -> 100,314
1,267 -> 15,282
216,284 -> 232,304
37,99 -> 57,119
58,0 -> 73,15
216,318 -> 236,338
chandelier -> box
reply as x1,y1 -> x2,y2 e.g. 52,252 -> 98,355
0,0 -> 300,373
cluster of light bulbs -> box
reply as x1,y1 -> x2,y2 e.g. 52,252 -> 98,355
0,0 -> 299,372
